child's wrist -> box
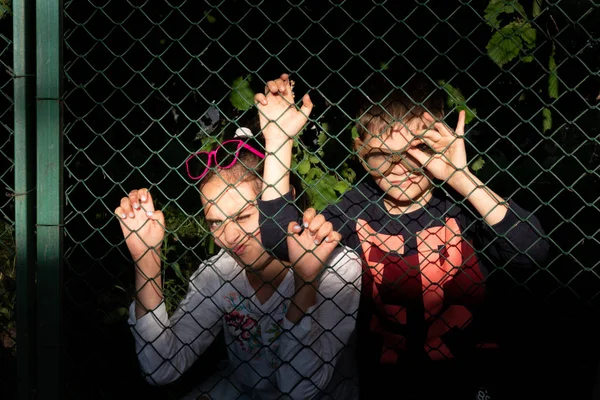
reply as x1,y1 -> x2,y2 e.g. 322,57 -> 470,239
133,249 -> 161,267
264,136 -> 294,150
294,273 -> 320,285
448,169 -> 477,196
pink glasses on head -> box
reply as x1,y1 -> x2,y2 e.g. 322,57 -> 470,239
185,139 -> 265,181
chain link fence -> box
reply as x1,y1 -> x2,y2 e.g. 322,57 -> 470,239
2,0 -> 600,399
0,2 -> 16,397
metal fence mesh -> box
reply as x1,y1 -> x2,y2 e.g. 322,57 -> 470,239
0,7 -> 15,398
64,0 -> 599,398
0,0 -> 598,398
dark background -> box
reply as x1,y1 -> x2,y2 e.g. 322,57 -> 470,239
1,0 -> 600,398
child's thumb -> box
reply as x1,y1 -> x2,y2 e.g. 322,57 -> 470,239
300,93 -> 313,117
287,221 -> 302,236
146,210 -> 165,227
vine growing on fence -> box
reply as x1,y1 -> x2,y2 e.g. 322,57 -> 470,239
484,0 -> 559,132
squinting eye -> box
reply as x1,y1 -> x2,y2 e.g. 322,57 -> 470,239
415,143 -> 434,154
237,215 -> 250,222
209,221 -> 222,230
367,152 -> 389,158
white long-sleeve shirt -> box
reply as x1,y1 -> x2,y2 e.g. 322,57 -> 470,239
128,246 -> 362,400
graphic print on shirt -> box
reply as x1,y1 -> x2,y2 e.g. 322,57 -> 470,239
357,217 -> 486,362
223,291 -> 286,368
224,292 -> 262,353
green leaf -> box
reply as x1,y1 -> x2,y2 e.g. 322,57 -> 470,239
486,21 -> 536,68
484,0 -> 527,29
308,179 -> 338,211
204,11 -> 216,23
548,49 -> 559,99
351,126 -> 359,140
208,236 -> 215,255
532,0 -> 543,17
305,166 -> 323,181
309,155 -> 320,165
437,81 -> 477,124
471,156 -> 486,172
341,167 -> 356,183
229,75 -> 254,111
322,174 -> 340,187
520,23 -> 537,49
484,0 -> 506,29
297,159 -> 311,175
306,191 -> 327,211
520,55 -> 534,63
333,180 -> 351,194
171,262 -> 185,281
542,108 -> 552,132
439,80 -> 466,103
317,131 -> 327,147
487,26 -> 520,67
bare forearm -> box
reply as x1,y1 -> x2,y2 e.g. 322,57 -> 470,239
285,278 -> 318,324
450,171 -> 508,226
134,251 -> 163,319
262,139 -> 293,201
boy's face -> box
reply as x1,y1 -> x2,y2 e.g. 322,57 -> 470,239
358,118 -> 434,203
201,179 -> 273,271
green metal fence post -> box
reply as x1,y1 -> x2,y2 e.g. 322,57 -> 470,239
36,0 -> 63,399
14,0 -> 37,398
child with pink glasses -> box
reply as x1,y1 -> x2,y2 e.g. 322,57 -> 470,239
115,128 -> 361,399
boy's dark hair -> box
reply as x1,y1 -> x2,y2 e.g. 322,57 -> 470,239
355,74 -> 445,140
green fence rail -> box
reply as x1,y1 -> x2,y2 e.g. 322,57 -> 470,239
13,0 -> 36,399
1,1 -> 17,398
1,0 -> 600,399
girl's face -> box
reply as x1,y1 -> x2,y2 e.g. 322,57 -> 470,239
201,179 -> 272,271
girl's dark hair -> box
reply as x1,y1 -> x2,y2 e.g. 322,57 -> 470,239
197,129 -> 308,210
198,148 -> 264,194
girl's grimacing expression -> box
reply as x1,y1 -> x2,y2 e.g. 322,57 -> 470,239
201,178 -> 273,271
359,118 -> 434,204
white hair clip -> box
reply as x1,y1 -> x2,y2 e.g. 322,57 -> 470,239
234,127 -> 253,138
